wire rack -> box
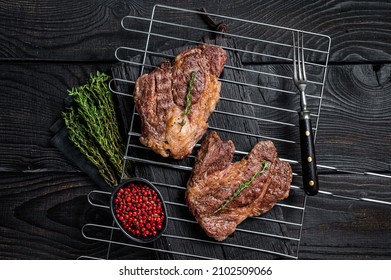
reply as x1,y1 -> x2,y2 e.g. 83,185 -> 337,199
80,5 -> 391,260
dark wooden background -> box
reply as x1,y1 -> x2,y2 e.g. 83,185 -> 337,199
0,0 -> 390,259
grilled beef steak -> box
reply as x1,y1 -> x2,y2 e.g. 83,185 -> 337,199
186,131 -> 292,241
133,45 -> 227,159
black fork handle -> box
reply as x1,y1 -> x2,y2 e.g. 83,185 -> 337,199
299,110 -> 319,196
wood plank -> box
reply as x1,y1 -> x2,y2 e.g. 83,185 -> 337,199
0,172 -> 156,259
301,173 -> 391,259
316,63 -> 391,173
0,172 -> 103,259
0,0 -> 390,62
0,63 -> 113,172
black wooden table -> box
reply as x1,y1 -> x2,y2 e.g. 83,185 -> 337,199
0,0 -> 390,260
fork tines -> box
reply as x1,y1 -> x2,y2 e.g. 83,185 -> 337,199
292,31 -> 308,110
292,31 -> 307,86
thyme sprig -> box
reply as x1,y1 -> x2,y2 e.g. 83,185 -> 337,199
184,71 -> 196,115
63,107 -> 117,185
62,71 -> 129,186
179,71 -> 196,129
214,161 -> 270,213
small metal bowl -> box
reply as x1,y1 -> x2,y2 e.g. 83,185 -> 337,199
110,177 -> 168,243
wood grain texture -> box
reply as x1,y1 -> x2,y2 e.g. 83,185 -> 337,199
301,173 -> 391,259
0,172 -> 389,260
0,172 -> 156,260
1,63 -> 389,174
1,0 -> 391,260
316,63 -> 391,173
0,172 -> 107,259
0,63 -> 112,172
0,0 -> 390,62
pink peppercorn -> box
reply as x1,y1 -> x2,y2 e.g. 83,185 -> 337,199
114,182 -> 165,238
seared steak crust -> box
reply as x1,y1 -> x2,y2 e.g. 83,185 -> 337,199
186,131 -> 292,241
133,45 -> 227,159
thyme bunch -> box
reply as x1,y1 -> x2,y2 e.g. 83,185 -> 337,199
62,71 -> 128,186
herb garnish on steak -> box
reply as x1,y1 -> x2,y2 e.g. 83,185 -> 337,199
133,45 -> 227,159
186,131 -> 292,241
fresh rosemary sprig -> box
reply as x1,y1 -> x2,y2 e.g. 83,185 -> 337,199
62,71 -> 129,186
179,71 -> 196,129
214,161 -> 270,213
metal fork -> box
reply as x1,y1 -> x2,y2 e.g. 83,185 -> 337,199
292,31 -> 319,196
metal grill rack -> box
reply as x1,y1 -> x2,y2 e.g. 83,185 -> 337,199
80,5 -> 391,260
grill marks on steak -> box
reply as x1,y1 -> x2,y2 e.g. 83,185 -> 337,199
186,131 -> 292,241
134,45 -> 227,159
